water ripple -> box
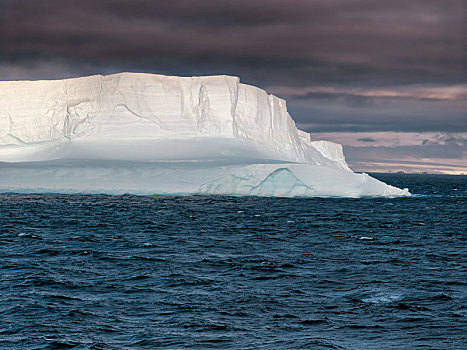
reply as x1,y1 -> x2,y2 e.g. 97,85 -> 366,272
0,174 -> 465,349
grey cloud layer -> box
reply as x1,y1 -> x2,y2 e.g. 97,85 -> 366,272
1,0 -> 464,85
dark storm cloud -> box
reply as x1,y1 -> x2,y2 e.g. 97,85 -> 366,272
0,0 -> 466,135
1,0 -> 465,85
290,95 -> 467,133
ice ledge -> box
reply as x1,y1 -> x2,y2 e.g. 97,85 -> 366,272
199,164 -> 410,197
0,161 -> 410,198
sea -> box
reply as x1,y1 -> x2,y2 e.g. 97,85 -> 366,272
1,173 -> 465,349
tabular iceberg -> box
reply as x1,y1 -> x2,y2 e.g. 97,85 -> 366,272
0,72 -> 409,197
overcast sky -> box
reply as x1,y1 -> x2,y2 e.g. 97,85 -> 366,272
1,0 -> 466,173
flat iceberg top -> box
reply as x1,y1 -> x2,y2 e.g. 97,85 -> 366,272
0,72 -> 410,197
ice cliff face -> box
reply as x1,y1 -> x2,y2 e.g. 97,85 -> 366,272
0,72 -> 409,197
0,72 -> 347,169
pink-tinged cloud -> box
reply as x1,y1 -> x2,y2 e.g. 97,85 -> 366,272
308,132 -> 467,174
272,85 -> 467,102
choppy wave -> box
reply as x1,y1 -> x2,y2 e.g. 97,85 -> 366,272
0,174 -> 465,349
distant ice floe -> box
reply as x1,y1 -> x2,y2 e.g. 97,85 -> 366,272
0,73 -> 410,197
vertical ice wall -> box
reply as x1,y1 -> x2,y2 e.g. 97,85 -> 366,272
0,72 -> 349,169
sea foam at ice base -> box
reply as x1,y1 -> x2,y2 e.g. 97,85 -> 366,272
0,72 -> 409,197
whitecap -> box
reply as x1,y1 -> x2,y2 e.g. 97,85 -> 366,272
362,292 -> 402,304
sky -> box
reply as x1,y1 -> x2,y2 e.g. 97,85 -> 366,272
1,0 -> 466,173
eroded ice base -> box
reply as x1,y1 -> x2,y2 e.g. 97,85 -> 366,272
0,159 -> 409,198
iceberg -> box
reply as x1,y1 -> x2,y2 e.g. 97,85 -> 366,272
0,72 -> 409,197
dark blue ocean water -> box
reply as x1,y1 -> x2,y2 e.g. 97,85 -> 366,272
1,174 -> 466,349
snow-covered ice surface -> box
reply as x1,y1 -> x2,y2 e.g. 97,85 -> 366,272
0,72 -> 409,197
